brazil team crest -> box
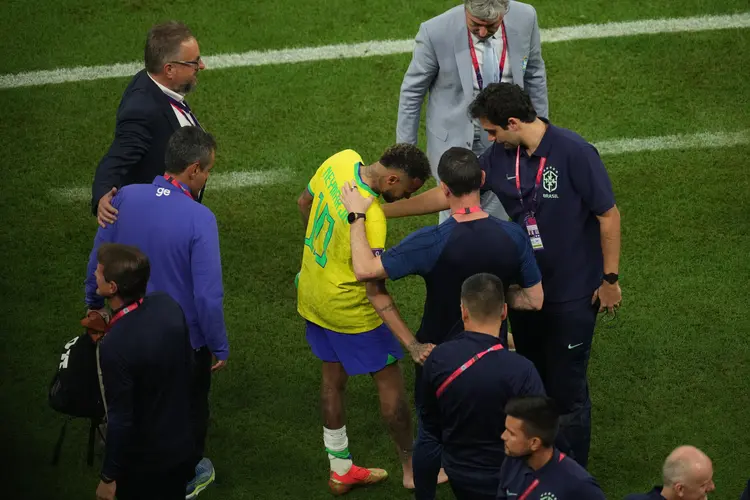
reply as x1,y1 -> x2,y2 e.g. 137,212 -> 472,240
542,164 -> 559,198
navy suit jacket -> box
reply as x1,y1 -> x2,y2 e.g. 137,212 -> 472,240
90,69 -> 182,215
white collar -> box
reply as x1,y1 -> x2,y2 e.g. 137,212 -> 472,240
147,73 -> 184,102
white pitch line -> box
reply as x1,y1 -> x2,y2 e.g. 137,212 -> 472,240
3,12 -> 749,89
594,130 -> 750,155
52,169 -> 293,202
51,130 -> 749,202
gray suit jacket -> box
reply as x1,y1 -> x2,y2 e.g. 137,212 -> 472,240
396,2 -> 548,178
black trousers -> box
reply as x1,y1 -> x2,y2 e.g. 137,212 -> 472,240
116,461 -> 194,500
191,346 -> 212,465
509,299 -> 598,468
448,472 -> 498,500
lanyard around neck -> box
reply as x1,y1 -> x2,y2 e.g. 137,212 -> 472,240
108,298 -> 143,329
163,175 -> 194,200
515,146 -> 547,216
468,22 -> 508,90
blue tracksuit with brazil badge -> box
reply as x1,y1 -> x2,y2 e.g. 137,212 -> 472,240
497,449 -> 606,500
379,215 -> 542,499
479,118 -> 617,467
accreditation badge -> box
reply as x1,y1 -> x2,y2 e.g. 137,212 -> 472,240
524,215 -> 544,251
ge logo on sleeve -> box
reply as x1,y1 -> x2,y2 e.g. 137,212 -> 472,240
156,187 -> 171,197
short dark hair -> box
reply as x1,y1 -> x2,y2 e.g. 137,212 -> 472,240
437,147 -> 482,196
165,127 -> 217,174
97,243 -> 150,304
460,273 -> 505,322
145,21 -> 195,74
379,144 -> 431,181
469,83 -> 537,129
504,396 -> 560,448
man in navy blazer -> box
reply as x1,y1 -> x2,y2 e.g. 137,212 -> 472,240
91,21 -> 206,227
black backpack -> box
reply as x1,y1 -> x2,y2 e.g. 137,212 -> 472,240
48,330 -> 107,466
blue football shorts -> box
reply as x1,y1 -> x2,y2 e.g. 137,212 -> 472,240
305,320 -> 404,376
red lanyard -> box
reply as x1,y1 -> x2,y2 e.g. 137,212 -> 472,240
453,205 -> 482,215
108,298 -> 143,329
436,344 -> 504,398
163,175 -> 194,200
515,146 -> 546,216
468,22 -> 508,90
518,452 -> 566,500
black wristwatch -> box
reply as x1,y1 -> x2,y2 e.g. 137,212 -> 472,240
347,212 -> 366,224
602,273 -> 619,284
100,473 -> 115,484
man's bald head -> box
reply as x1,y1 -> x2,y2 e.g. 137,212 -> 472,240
662,446 -> 715,499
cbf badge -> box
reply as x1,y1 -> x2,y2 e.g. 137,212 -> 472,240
524,214 -> 544,251
521,56 -> 528,74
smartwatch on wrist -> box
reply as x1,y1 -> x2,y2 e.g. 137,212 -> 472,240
347,212 -> 366,224
602,273 -> 619,284
100,473 -> 115,484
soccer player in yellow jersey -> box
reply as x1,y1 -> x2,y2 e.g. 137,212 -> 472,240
296,145 -> 432,495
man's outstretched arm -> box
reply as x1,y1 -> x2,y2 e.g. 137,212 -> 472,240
381,186 -> 449,219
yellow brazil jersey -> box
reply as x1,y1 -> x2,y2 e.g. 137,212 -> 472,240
297,149 -> 386,334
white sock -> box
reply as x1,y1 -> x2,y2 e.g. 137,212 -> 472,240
324,426 -> 353,475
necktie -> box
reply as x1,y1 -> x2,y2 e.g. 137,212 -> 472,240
167,96 -> 203,130
481,38 -> 499,86
179,100 -> 203,130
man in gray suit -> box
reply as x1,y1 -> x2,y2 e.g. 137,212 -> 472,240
397,0 -> 548,224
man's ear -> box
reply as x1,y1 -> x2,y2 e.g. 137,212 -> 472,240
480,170 -> 486,188
188,162 -> 202,179
460,301 -> 469,323
440,181 -> 451,198
387,174 -> 400,186
529,436 -> 543,453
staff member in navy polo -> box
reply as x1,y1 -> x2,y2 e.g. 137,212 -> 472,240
420,273 -> 545,500
85,126 -> 227,498
339,147 -> 544,496
93,243 -> 195,500
382,82 -> 622,468
497,396 -> 606,500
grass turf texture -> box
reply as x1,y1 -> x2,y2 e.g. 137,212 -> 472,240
1,1 -> 749,498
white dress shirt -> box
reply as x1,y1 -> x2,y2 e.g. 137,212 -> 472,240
148,73 -> 197,128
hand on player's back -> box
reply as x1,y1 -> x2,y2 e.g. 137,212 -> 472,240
340,181 -> 374,214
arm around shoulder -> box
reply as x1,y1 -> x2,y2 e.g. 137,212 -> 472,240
91,102 -> 155,213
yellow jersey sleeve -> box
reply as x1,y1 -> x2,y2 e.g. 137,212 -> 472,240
365,204 -> 387,254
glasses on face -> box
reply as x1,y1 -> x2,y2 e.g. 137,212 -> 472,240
169,57 -> 202,69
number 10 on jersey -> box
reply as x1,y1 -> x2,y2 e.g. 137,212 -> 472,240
304,193 -> 335,268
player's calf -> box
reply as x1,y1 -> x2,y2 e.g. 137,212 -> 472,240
372,362 -> 415,488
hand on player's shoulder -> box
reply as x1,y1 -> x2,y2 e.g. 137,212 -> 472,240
340,180 -> 373,214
